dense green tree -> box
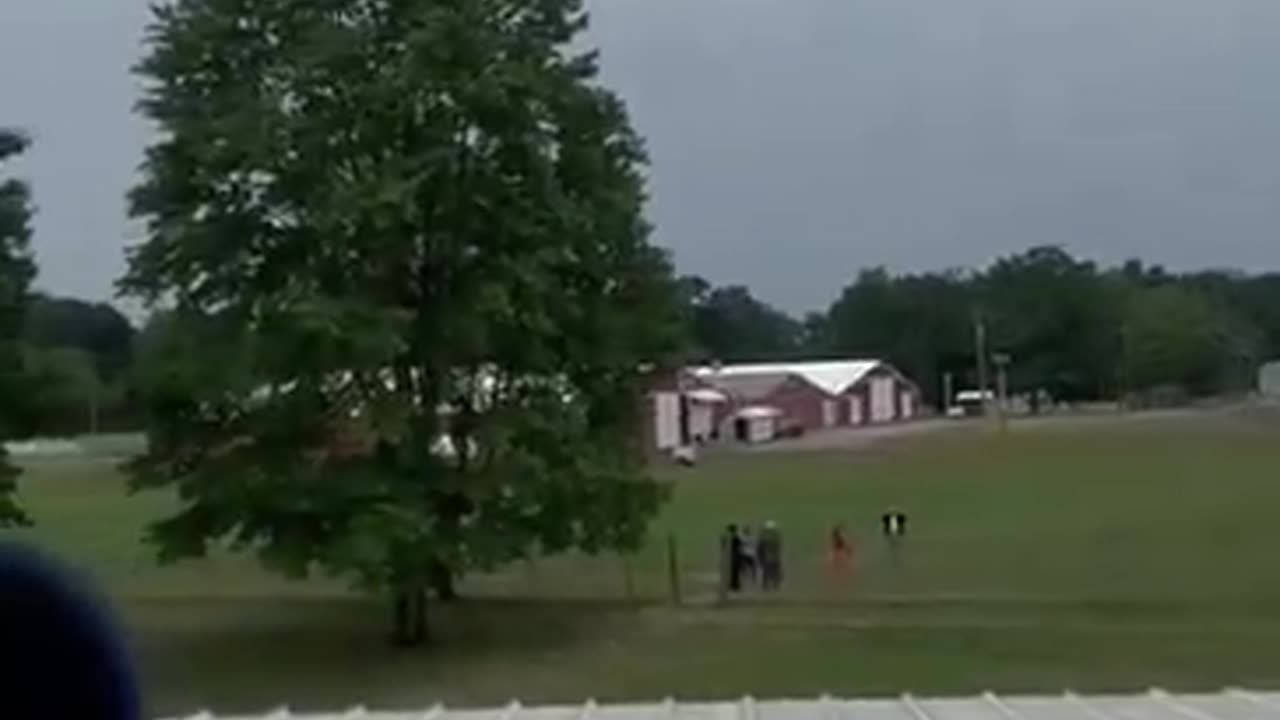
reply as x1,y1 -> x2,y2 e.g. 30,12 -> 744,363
799,311 -> 830,354
820,247 -> 1277,408
24,295 -> 135,382
1121,284 -> 1226,397
679,276 -> 804,362
122,0 -> 684,644
1238,274 -> 1280,360
19,296 -> 138,434
979,246 -> 1121,402
22,346 -> 108,436
825,268 -> 974,404
0,129 -> 36,526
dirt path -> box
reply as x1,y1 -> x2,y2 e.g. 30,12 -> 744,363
750,419 -> 964,453
752,407 -> 1225,454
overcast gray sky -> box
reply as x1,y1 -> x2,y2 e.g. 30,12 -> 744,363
4,0 -> 1280,314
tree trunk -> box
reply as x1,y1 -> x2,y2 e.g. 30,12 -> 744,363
409,586 -> 428,644
430,561 -> 457,602
391,585 -> 430,647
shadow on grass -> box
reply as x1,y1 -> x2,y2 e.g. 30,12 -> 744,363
111,591 -> 1280,717
122,595 -> 646,716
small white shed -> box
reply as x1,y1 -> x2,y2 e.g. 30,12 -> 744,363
732,405 -> 782,444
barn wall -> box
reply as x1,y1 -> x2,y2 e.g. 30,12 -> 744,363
755,376 -> 832,432
839,365 -> 924,425
640,368 -> 682,455
840,386 -> 867,425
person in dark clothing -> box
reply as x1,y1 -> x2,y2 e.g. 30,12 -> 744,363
882,508 -> 907,538
724,523 -> 743,592
881,507 -> 908,566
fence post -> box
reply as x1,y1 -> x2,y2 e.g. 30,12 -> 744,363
717,529 -> 730,606
666,534 -> 682,605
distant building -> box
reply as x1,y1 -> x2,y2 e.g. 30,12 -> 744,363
646,359 -> 922,452
1260,360 -> 1280,399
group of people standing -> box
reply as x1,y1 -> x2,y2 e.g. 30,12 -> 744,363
719,509 -> 909,595
722,521 -> 783,592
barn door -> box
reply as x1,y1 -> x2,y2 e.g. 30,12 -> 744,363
822,400 -> 838,427
870,378 -> 895,423
848,395 -> 864,425
900,391 -> 915,420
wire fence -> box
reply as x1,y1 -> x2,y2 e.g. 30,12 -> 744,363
462,532 -> 927,607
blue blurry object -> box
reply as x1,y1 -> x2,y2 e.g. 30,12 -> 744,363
0,543 -> 142,720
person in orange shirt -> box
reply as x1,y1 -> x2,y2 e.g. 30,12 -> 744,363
828,522 -> 855,582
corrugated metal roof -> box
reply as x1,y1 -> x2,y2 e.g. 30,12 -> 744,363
686,388 -> 729,404
698,372 -> 792,402
692,361 -> 882,397
157,689 -> 1280,720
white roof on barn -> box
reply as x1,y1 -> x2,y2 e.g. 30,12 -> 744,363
686,388 -> 729,403
692,360 -> 882,396
735,405 -> 784,420
157,689 -> 1280,720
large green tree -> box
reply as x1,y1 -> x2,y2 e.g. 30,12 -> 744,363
122,0 -> 684,644
679,276 -> 804,362
824,268 -> 974,404
1121,284 -> 1233,398
979,246 -> 1121,402
0,129 -> 36,526
24,295 -> 135,382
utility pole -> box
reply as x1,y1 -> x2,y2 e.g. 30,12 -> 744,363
974,312 -> 990,419
942,371 -> 954,416
993,353 -> 1010,434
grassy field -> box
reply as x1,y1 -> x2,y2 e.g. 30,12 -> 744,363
8,414 -> 1280,716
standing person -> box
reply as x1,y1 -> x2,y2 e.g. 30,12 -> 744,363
739,524 -> 758,588
881,507 -> 908,567
725,523 -> 743,592
828,522 -> 854,582
758,521 -> 783,590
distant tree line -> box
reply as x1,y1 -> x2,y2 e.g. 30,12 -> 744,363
22,295 -> 138,434
10,245 -> 1278,441
681,246 -> 1280,407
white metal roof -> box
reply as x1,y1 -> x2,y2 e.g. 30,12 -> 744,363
735,405 -> 784,420
692,360 -> 882,397
157,689 -> 1280,720
686,388 -> 729,404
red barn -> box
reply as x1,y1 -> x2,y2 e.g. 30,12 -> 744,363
644,360 -> 921,450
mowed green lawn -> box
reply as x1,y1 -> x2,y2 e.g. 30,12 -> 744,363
7,415 -> 1280,717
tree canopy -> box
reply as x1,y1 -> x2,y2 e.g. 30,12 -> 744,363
0,128 -> 36,526
24,295 -> 135,382
713,246 -> 1280,407
122,0 -> 684,643
679,276 -> 805,363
